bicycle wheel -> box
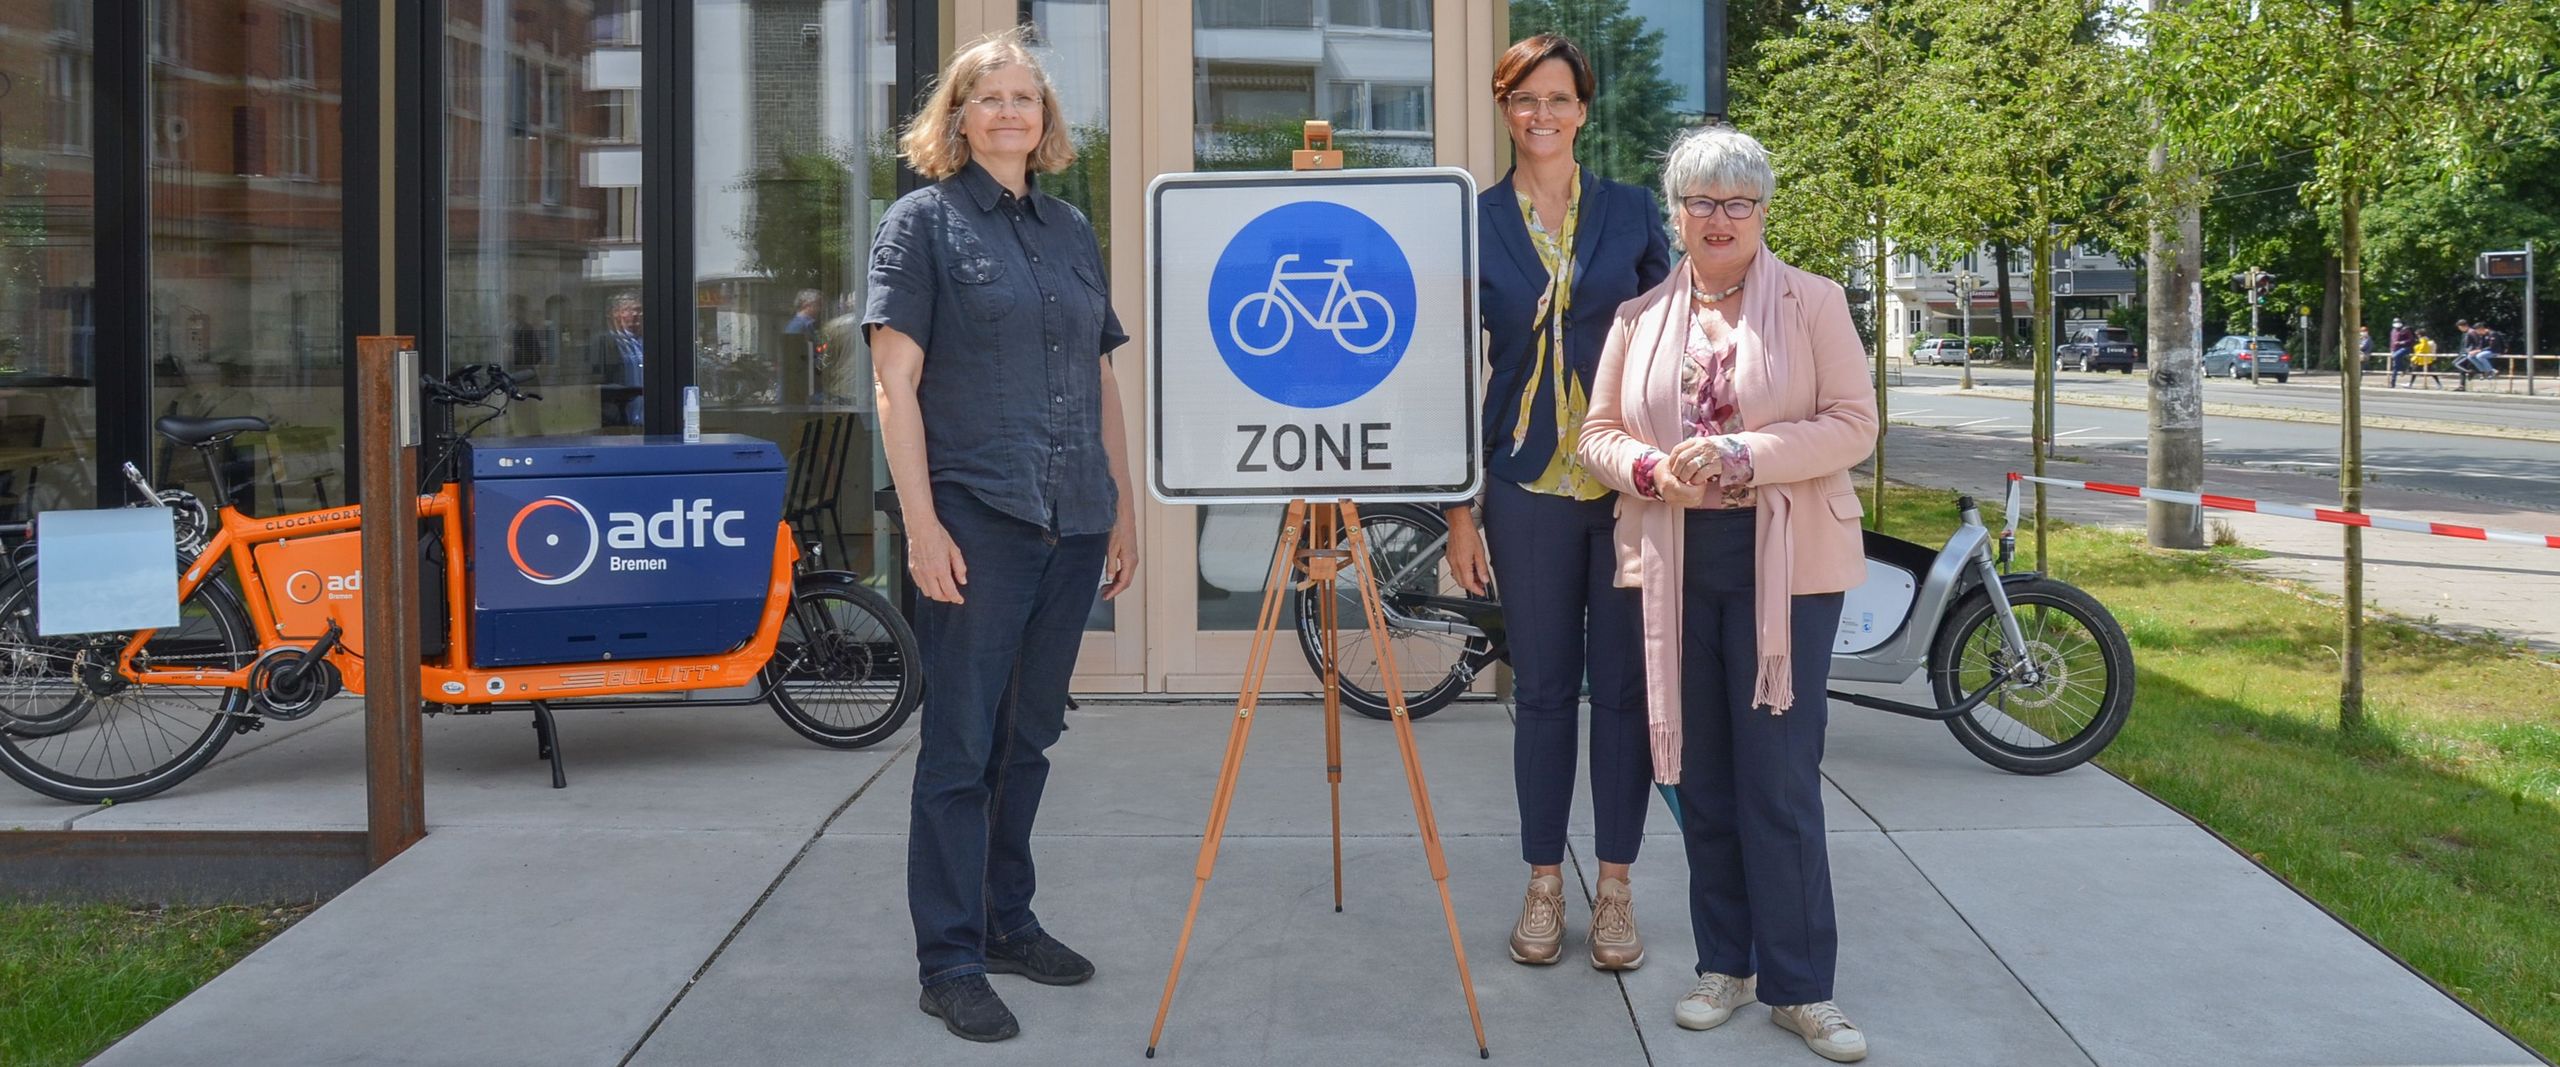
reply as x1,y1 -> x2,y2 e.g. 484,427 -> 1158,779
1330,291 -> 1397,355
1295,505 -> 1497,721
765,572 -> 923,749
0,572 -> 255,802
1227,292 -> 1295,356
1927,576 -> 2134,774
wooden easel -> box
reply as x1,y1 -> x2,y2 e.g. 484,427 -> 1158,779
1144,125 -> 1490,1060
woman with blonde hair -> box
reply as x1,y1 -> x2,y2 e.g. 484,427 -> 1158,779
865,26 -> 1137,1043
1580,125 -> 1879,1061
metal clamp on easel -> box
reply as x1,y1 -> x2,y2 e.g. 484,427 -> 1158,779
1146,122 -> 1495,1054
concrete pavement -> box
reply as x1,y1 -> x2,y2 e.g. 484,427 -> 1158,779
48,691 -> 2540,1065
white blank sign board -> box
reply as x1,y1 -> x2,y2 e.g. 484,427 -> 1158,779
1147,168 -> 1481,504
38,507 -> 180,636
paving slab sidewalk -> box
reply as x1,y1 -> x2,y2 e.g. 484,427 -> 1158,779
1870,425 -> 2560,659
72,696 -> 2539,1066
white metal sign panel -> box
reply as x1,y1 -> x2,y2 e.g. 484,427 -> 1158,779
1147,168 -> 1480,504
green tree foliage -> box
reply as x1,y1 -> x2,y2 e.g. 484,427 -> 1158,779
1507,0 -> 1691,192
2145,0 -> 2560,727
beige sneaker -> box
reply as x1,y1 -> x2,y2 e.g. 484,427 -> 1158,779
1587,876 -> 1644,970
1507,873 -> 1566,965
1771,1001 -> 1868,1062
1673,972 -> 1757,1031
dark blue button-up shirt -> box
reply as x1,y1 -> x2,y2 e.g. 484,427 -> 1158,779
863,162 -> 1128,536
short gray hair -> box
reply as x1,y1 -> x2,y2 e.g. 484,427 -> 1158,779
1660,125 -> 1775,207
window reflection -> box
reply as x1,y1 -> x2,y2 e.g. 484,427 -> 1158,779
148,0 -> 346,516
0,2 -> 100,521
446,1 -> 641,436
693,0 -> 902,588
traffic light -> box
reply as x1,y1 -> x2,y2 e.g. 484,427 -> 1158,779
2233,268 -> 2275,305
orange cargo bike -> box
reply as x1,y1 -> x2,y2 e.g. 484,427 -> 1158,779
0,364 -> 922,803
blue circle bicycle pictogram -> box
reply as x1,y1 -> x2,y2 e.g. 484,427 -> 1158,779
1207,201 -> 1416,409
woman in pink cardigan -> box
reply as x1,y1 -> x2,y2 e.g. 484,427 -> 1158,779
1577,125 -> 1878,1063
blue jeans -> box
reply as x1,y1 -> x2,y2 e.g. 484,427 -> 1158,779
1479,478 -> 1649,867
1674,507 -> 1845,1006
908,484 -> 1105,987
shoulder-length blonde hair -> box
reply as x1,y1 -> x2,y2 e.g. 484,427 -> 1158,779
900,26 -> 1077,180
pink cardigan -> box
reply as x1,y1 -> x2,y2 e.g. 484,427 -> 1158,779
1577,248 -> 1878,784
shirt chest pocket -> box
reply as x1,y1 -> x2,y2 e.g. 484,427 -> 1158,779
946,248 -> 1018,322
1071,261 -> 1108,328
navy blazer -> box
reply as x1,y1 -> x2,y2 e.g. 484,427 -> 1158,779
1478,167 -> 1673,486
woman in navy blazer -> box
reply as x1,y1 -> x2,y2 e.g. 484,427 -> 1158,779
1446,33 -> 1672,972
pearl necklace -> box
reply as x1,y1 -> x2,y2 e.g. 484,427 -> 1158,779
1691,280 -> 1745,305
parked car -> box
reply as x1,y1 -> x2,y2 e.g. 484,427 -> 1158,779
1912,337 -> 1974,365
2202,335 -> 2290,382
2060,326 -> 2140,373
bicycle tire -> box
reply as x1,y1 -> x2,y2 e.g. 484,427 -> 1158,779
1228,292 -> 1296,357
765,572 -> 923,749
1294,505 -> 1497,722
0,571 -> 255,802
1331,291 -> 1397,355
1927,576 -> 2134,775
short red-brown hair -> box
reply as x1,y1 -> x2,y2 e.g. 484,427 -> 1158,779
1491,33 -> 1596,102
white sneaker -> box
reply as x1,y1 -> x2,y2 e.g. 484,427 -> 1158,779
1672,971 -> 1756,1031
1770,1000 -> 1868,1062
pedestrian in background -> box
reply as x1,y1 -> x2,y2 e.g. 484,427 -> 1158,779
2387,318 -> 2415,388
864,25 -> 1138,1044
589,292 -> 644,427
1580,125 -> 1880,1063
1442,31 -> 1672,974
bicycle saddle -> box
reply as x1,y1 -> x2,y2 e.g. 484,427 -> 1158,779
155,414 -> 272,446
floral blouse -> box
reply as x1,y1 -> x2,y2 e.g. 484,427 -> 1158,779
1631,305 -> 1756,508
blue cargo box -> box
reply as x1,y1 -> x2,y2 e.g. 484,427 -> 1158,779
464,435 -> 787,669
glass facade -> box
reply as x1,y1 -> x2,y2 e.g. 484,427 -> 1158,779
692,0 -> 902,589
147,0 -> 347,515
444,0 -> 641,437
0,3 -> 99,522
1191,0 -> 1432,631
25,1 -> 1705,691
1503,0 -> 1711,194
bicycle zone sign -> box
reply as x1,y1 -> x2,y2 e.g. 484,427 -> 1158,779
1147,168 -> 1481,504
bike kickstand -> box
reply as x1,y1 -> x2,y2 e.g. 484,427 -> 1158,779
529,701 -> 567,789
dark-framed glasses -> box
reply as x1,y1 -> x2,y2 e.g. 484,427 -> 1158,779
1681,195 -> 1764,220
1501,91 -> 1582,117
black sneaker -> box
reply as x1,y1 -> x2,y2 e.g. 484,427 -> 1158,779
918,974 -> 1020,1042
985,929 -> 1096,986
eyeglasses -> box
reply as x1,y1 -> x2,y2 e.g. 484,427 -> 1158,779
1501,92 -> 1582,117
1680,195 -> 1764,220
966,93 -> 1044,115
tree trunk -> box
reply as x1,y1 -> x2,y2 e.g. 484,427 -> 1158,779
2338,0 -> 2367,732
2145,141 -> 2204,549
2318,253 -> 2343,372
1993,241 -> 2019,361
1871,210 -> 1889,527
2032,223 -> 2053,570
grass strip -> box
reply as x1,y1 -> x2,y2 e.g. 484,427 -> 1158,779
1873,484 -> 2560,1058
0,901 -> 308,1067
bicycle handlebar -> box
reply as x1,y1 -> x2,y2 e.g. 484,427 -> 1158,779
422,363 -> 542,407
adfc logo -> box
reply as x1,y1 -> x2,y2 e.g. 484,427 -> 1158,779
507,495 -> 600,585
1208,201 -> 1417,409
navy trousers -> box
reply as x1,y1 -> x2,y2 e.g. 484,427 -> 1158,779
1480,478 -> 1650,868
1674,506 -> 1845,1006
907,484 -> 1105,987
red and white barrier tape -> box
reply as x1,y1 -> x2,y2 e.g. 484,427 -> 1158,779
2002,472 -> 2560,550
